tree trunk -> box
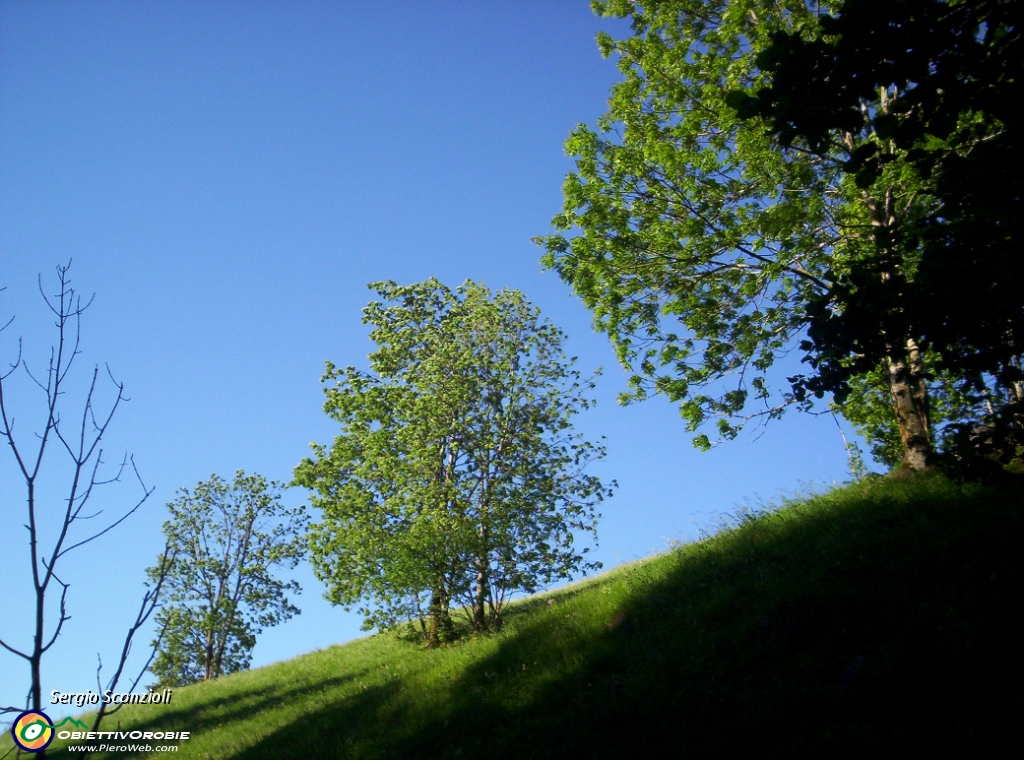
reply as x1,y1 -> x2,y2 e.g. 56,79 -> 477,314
860,138 -> 933,471
473,562 -> 488,632
473,524 -> 489,631
426,587 -> 452,647
1008,354 -> 1023,406
30,650 -> 41,711
884,339 -> 933,470
204,627 -> 217,681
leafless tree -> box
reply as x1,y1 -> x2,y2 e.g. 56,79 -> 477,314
0,263 -> 170,751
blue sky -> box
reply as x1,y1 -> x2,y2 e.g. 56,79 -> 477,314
1,1 -> 865,719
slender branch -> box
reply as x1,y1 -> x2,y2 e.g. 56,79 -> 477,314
1,262 -> 156,717
0,634 -> 31,660
58,462 -> 154,558
88,541 -> 177,733
40,571 -> 71,654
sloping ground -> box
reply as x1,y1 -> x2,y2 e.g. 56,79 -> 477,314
30,474 -> 1024,758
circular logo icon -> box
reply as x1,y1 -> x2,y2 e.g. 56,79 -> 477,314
11,710 -> 55,753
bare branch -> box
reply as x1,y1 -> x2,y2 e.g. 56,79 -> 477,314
40,572 -> 72,654
0,634 -> 30,660
91,542 -> 178,728
58,480 -> 154,559
1,263 -> 153,715
0,334 -> 22,380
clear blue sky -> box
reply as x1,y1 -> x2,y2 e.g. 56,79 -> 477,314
1,1 -> 866,719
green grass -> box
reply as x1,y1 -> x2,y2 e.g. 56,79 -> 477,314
8,473 -> 1023,758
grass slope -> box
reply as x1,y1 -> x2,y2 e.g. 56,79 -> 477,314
17,474 -> 1024,758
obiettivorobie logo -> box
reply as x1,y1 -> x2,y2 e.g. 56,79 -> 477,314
11,706 -> 192,754
10,710 -> 58,753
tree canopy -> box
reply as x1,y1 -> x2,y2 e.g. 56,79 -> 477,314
538,0 -> 1020,469
294,279 -> 610,644
734,0 -> 1023,456
148,472 -> 308,687
538,0 -> 856,447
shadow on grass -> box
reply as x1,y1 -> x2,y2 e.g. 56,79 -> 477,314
127,673 -> 365,735
64,671 -> 370,759
110,478 -> 1022,759
228,679 -> 405,760
341,478 -> 1023,759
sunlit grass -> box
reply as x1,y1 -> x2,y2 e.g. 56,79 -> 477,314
6,473 -> 1020,758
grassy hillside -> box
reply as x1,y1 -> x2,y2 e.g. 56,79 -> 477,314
13,474 -> 1023,758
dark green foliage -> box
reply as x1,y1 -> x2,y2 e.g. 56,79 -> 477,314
540,0 -> 1020,468
736,0 -> 1023,433
535,0 -> 936,462
840,362 -> 996,469
148,472 -> 308,688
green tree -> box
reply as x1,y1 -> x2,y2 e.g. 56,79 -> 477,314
294,279 -> 610,646
734,0 -> 1023,459
147,472 -> 308,688
839,364 -> 991,469
536,0 -> 939,469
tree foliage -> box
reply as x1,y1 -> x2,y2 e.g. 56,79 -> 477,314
538,0 -> 1017,469
839,363 -> 993,469
537,0 -> 853,451
294,279 -> 610,645
734,0 -> 1023,460
147,472 -> 307,688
